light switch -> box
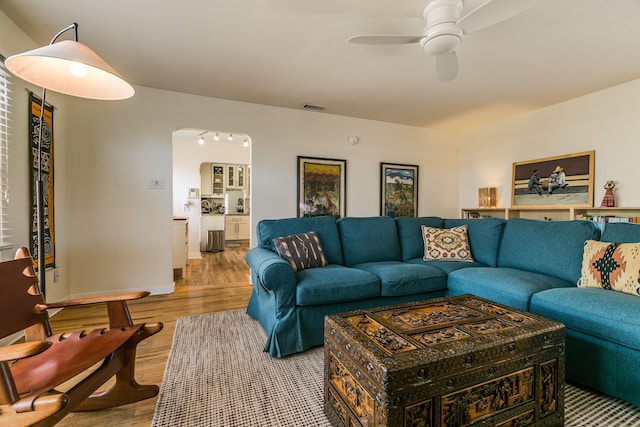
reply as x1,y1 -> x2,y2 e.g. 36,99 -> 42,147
148,178 -> 165,189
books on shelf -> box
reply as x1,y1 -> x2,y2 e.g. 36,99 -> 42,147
576,214 -> 640,227
462,210 -> 501,219
461,207 -> 640,224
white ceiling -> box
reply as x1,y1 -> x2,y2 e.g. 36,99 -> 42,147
2,0 -> 640,132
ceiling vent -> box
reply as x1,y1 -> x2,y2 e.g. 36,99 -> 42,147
301,103 -> 327,112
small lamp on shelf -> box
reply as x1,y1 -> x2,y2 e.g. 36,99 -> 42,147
478,187 -> 498,208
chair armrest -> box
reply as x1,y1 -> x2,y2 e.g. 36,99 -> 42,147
0,341 -> 51,363
34,291 -> 150,313
35,291 -> 150,329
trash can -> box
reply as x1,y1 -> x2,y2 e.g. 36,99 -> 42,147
206,230 -> 224,252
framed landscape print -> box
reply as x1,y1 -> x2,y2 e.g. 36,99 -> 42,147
380,163 -> 418,217
297,156 -> 346,218
511,151 -> 594,208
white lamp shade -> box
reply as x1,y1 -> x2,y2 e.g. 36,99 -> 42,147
5,40 -> 134,100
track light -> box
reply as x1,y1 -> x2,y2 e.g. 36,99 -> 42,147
197,132 -> 206,145
213,132 -> 220,141
228,133 -> 233,141
243,138 -> 249,148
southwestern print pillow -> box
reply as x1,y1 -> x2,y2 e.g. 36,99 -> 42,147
577,240 -> 640,296
422,225 -> 474,262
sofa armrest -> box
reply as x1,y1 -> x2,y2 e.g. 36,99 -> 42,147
246,247 -> 296,294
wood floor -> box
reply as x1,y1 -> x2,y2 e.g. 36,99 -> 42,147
52,241 -> 253,427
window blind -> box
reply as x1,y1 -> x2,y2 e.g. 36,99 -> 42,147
0,56 -> 13,252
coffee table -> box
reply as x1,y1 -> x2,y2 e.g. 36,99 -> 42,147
324,294 -> 564,427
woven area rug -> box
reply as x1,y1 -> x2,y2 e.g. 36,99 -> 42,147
152,310 -> 640,427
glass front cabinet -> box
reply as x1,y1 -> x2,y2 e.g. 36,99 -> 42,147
226,164 -> 248,189
212,164 -> 225,197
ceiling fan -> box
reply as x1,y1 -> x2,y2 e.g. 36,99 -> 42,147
348,0 -> 538,82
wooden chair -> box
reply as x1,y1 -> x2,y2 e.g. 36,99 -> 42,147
0,247 -> 163,426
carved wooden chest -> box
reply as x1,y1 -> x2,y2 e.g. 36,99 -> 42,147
324,295 -> 564,427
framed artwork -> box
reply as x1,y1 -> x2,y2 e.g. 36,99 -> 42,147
511,150 -> 594,208
380,163 -> 418,217
297,156 -> 346,218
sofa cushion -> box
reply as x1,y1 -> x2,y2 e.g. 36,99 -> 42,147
443,218 -> 505,267
497,218 -> 600,283
272,231 -> 328,271
601,222 -> 640,243
422,225 -> 474,261
405,258 -> 487,274
530,287 -> 640,351
395,217 -> 444,261
577,240 -> 640,296
295,265 -> 380,306
353,261 -> 447,297
447,267 -> 574,311
338,216 -> 401,266
257,216 -> 344,265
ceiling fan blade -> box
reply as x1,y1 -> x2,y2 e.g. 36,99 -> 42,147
457,0 -> 538,34
348,35 -> 423,45
435,51 -> 459,82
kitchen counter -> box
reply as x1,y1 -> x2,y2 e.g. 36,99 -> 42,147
173,218 -> 188,278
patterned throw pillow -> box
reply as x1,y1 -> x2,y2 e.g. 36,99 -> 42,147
577,240 -> 640,296
272,231 -> 328,272
422,225 -> 474,261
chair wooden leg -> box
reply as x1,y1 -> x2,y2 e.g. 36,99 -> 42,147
74,323 -> 163,412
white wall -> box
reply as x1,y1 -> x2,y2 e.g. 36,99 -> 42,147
458,79 -> 640,210
63,86 -> 457,298
172,131 -> 250,258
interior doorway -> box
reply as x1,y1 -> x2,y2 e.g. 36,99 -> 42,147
171,128 -> 252,286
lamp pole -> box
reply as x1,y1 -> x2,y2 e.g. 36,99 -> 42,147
35,24 -> 78,296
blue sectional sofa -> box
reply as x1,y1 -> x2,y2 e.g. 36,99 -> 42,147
245,215 -> 640,407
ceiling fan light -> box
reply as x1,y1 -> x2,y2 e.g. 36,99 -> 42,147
421,32 -> 461,55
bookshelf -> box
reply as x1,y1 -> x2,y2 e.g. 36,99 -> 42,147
461,207 -> 640,225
